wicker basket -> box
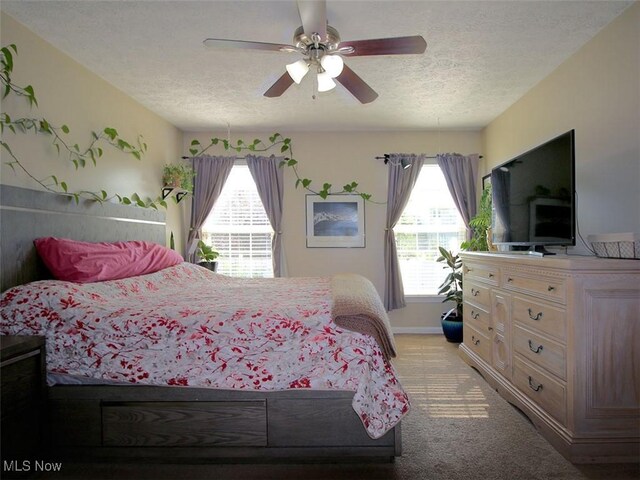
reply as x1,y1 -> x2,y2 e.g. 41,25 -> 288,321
587,233 -> 640,259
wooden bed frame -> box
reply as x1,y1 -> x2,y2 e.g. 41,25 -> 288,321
0,185 -> 401,462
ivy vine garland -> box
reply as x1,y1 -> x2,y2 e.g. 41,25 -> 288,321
188,134 -> 376,201
1,44 -> 164,208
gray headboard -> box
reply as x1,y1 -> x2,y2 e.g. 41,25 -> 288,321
0,185 -> 167,292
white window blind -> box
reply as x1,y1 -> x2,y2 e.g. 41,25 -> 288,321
201,165 -> 273,278
395,164 -> 467,295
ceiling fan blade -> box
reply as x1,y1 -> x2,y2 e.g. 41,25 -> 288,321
264,72 -> 295,98
335,64 -> 378,104
297,0 -> 327,40
203,38 -> 297,53
339,35 -> 427,56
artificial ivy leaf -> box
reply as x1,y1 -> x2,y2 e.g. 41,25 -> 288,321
131,193 -> 140,201
101,190 -> 107,200
122,197 -> 131,205
131,151 -> 141,160
104,127 -> 118,140
302,179 -> 312,188
319,190 -> 328,200
97,147 -> 103,157
191,139 -> 200,146
73,193 -> 80,204
61,124 -> 70,134
60,181 -> 68,192
278,160 -> 286,168
360,193 -> 371,201
343,184 -> 353,192
137,199 -> 146,207
51,175 -> 58,185
1,47 -> 14,73
222,140 -> 229,150
212,138 -> 219,145
295,179 -> 301,188
287,159 -> 297,166
281,145 -> 288,153
159,200 -> 168,209
323,183 -> 331,191
72,159 -> 78,169
189,148 -> 197,155
3,84 -> 10,99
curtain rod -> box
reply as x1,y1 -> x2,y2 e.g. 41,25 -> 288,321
375,154 -> 483,160
181,155 -> 246,160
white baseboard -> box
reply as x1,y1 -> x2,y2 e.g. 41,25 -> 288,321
392,327 -> 443,335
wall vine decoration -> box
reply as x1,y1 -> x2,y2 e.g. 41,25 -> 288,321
188,134 -> 380,202
0,44 -> 165,208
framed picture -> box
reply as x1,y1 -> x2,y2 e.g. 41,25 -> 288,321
305,194 -> 365,248
482,173 -> 492,190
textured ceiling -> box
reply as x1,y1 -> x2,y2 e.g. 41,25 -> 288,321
1,1 -> 633,132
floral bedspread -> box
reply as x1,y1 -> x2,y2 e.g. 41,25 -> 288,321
0,263 -> 409,439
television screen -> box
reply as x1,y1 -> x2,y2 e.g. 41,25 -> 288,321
491,130 -> 575,252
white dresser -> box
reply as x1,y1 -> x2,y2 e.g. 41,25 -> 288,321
459,252 -> 640,463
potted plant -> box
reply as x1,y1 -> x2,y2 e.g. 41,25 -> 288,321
461,183 -> 493,251
436,246 -> 464,342
196,240 -> 219,272
162,164 -> 194,192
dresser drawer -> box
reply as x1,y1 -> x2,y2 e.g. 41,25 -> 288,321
463,323 -> 491,364
513,356 -> 566,426
513,325 -> 566,380
502,271 -> 566,304
463,303 -> 492,334
463,281 -> 492,310
463,262 -> 499,286
512,296 -> 566,342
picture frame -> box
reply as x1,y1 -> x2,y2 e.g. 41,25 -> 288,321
482,173 -> 492,190
305,194 -> 365,248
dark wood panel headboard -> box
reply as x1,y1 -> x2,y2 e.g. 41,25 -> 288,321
0,185 -> 167,292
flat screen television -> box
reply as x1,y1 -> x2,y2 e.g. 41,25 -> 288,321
491,130 -> 575,255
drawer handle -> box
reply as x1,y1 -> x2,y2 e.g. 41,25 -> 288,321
528,340 -> 544,354
471,336 -> 480,346
547,285 -> 555,292
527,308 -> 543,321
471,311 -> 480,320
487,326 -> 494,332
488,273 -> 494,278
471,288 -> 479,297
507,277 -> 513,283
528,376 -> 543,392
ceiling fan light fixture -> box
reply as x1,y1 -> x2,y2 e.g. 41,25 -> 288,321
286,59 -> 310,84
320,54 -> 344,78
317,71 -> 336,92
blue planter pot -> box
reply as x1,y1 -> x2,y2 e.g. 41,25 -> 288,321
441,312 -> 463,343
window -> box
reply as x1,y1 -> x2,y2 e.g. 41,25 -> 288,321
201,165 -> 273,278
395,163 -> 467,295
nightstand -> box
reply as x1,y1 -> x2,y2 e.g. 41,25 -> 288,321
1,336 -> 47,473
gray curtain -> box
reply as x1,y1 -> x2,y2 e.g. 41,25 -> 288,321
246,155 -> 286,277
436,153 -> 480,240
185,155 -> 235,262
384,154 -> 426,311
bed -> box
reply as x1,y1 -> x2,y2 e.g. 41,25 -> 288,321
0,185 -> 407,462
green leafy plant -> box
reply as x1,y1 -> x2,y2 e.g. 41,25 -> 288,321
188,134 -> 380,203
461,183 -> 492,251
162,164 -> 194,192
1,43 -> 164,208
436,246 -> 463,321
196,240 -> 219,262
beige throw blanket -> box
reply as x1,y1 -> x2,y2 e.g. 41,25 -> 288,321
331,273 -> 397,359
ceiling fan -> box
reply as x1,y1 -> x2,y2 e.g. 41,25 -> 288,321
203,0 -> 427,104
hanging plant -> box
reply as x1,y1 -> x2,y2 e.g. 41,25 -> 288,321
1,44 -> 165,209
188,133 -> 381,203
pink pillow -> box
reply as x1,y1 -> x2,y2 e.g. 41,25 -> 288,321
34,237 -> 183,283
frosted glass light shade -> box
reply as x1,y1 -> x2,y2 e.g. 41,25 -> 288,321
317,71 -> 336,92
320,55 -> 344,78
286,59 -> 310,84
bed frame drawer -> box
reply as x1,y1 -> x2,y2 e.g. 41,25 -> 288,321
102,401 -> 267,447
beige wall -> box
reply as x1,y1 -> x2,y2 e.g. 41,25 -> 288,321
183,130 -> 483,331
0,13 -> 185,252
483,2 -> 640,255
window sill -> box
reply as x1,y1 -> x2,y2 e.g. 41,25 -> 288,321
404,295 -> 443,304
